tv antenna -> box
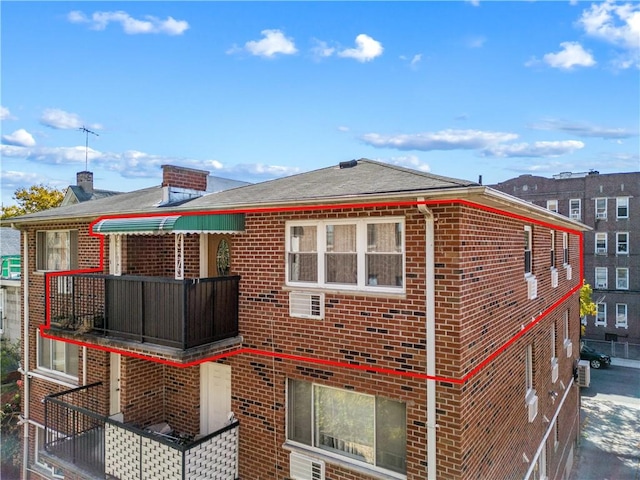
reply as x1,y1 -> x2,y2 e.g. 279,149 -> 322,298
78,126 -> 99,170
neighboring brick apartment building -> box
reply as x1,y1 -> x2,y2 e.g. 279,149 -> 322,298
5,160 -> 588,480
493,171 -> 640,345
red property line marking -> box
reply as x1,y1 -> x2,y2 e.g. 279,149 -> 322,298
42,199 -> 585,385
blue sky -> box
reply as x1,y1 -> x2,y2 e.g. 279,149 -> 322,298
1,1 -> 639,206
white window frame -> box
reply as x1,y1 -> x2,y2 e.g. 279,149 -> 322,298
595,303 -> 606,327
569,199 -> 581,220
37,330 -> 79,380
563,310 -> 571,350
615,304 -> 628,328
616,232 -> 629,255
550,324 -> 558,383
595,198 -> 607,219
616,268 -> 629,290
616,197 -> 629,219
550,230 -> 556,269
286,218 -> 405,293
562,232 -> 569,266
36,230 -> 78,272
595,267 -> 608,289
546,199 -> 558,213
595,232 -> 607,255
35,426 -> 65,479
525,344 -> 536,400
538,443 -> 548,480
524,226 -> 533,276
287,379 -> 407,477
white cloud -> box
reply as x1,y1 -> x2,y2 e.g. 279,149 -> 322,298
361,129 -> 518,151
542,42 -> 596,69
482,140 -> 585,158
337,126 -> 350,132
2,129 -> 36,147
577,1 -> 640,69
530,119 -> 637,139
39,108 -> 102,130
68,10 -> 189,35
466,0 -> 481,6
384,155 -> 431,172
0,106 -> 14,121
338,34 -> 383,62
238,29 -> 298,58
311,39 -> 335,60
466,36 -> 486,48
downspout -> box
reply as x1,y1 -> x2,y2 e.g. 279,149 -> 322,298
418,199 -> 437,480
21,231 -> 30,480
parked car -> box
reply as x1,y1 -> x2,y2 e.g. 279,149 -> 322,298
580,343 -> 611,369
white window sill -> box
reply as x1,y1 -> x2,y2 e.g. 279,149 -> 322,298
31,369 -> 79,388
283,442 -> 406,480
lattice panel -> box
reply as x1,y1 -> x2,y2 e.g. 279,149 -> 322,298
141,437 -> 182,480
105,423 -> 141,480
185,425 -> 239,480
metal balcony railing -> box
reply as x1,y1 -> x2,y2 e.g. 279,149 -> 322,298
48,274 -> 240,350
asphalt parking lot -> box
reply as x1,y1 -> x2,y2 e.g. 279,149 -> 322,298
571,359 -> 640,480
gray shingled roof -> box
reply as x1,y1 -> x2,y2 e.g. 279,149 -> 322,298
186,159 -> 478,208
66,186 -> 123,203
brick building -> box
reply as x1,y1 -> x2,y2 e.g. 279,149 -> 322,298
5,160 -> 589,480
492,171 -> 640,345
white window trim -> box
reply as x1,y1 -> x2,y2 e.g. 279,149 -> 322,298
562,233 -> 569,266
547,200 -> 558,213
616,197 -> 629,219
563,310 -> 572,353
35,425 -> 65,479
595,198 -> 607,219
37,331 -> 79,381
286,218 -> 405,294
36,230 -> 77,272
616,232 -> 629,255
524,226 -> 533,277
616,268 -> 629,290
595,232 -> 607,255
595,267 -> 608,289
615,304 -> 628,329
569,199 -> 581,220
595,303 -> 607,327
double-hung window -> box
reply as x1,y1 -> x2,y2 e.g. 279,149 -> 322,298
616,197 -> 629,219
616,268 -> 629,290
569,199 -> 581,220
595,233 -> 607,255
524,226 -> 533,275
36,230 -> 78,271
287,379 -> 407,475
595,267 -> 608,289
595,198 -> 607,219
595,303 -> 606,326
615,304 -> 628,328
550,231 -> 556,268
287,218 -> 404,292
37,330 -> 78,378
616,232 -> 629,255
547,200 -> 558,213
562,233 -> 569,265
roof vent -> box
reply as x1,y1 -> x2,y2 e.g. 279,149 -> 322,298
339,159 -> 358,169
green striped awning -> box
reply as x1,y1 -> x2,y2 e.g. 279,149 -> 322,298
93,214 -> 245,235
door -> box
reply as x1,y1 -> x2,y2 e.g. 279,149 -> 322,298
200,362 -> 232,435
109,352 -> 122,420
206,235 -> 231,277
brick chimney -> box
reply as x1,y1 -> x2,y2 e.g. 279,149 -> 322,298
77,171 -> 94,194
161,165 -> 209,191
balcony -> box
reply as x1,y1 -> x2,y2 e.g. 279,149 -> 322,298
43,383 -> 240,480
48,274 -> 240,351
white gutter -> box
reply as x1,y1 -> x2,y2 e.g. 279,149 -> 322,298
21,231 -> 29,480
418,199 -> 437,480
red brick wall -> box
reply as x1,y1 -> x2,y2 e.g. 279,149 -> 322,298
161,165 -> 208,191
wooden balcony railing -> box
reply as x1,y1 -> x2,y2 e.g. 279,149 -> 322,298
48,274 -> 240,350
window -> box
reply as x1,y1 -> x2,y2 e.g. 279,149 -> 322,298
615,304 -> 628,328
37,331 -> 78,378
287,219 -> 404,292
616,232 -> 629,255
595,198 -> 607,219
524,226 -> 533,275
563,310 -> 571,348
595,267 -> 608,289
550,231 -> 556,268
569,199 -> 581,220
595,233 -> 607,255
616,268 -> 629,290
36,426 -> 64,479
538,444 -> 548,480
36,230 -> 78,271
288,379 -> 406,475
595,303 -> 606,326
562,233 -> 569,265
0,289 -> 4,334
553,418 -> 560,451
616,197 -> 629,219
551,324 -> 557,360
547,200 -> 558,213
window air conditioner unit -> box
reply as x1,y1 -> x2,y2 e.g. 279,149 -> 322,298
576,360 -> 590,388
596,281 -> 606,289
565,341 -> 573,358
565,265 -> 573,281
527,393 -> 538,423
551,269 -> 558,288
290,452 -> 325,480
290,292 -> 324,320
596,213 -> 607,219
596,248 -> 607,255
551,361 -> 559,384
527,277 -> 538,300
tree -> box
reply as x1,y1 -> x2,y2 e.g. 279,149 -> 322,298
1,184 -> 64,219
580,281 -> 597,318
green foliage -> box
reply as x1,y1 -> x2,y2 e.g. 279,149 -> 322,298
1,340 -> 22,476
1,184 -> 64,219
580,281 -> 597,318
